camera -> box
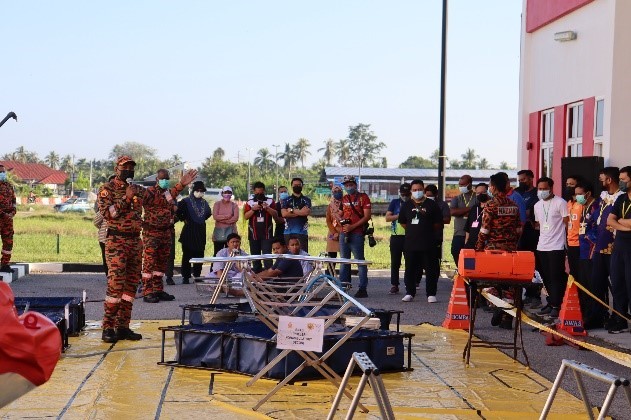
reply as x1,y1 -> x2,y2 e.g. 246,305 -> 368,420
340,219 -> 351,243
257,200 -> 265,206
367,233 -> 377,248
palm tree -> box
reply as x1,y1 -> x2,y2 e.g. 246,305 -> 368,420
60,155 -> 73,173
293,138 -> 311,169
254,148 -> 274,172
461,148 -> 479,169
212,148 -> 225,161
169,154 -> 182,166
317,138 -> 336,166
279,142 -> 296,171
15,146 -> 27,163
477,158 -> 490,169
45,151 -> 60,169
336,139 -> 350,165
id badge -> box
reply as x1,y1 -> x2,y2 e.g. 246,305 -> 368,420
471,221 -> 479,228
543,224 -> 550,231
257,216 -> 265,223
411,218 -> 420,225
579,223 -> 586,235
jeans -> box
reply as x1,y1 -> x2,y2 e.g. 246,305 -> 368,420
339,232 -> 368,290
389,235 -> 405,286
249,238 -> 273,272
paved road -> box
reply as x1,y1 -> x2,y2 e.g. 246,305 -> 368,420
9,272 -> 631,419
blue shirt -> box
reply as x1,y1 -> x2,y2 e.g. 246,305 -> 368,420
507,189 -> 527,224
272,255 -> 304,279
282,195 -> 312,235
387,198 -> 405,235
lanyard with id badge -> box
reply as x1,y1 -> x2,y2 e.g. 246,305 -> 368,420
470,207 -> 481,229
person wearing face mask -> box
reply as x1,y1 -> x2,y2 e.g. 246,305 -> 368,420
273,185 -> 288,239
97,155 -> 145,342
424,184 -> 451,288
385,183 -> 412,294
325,184 -> 344,260
0,165 -> 16,274
212,186 -> 240,256
450,175 -> 478,267
398,179 -> 443,303
141,168 -> 197,302
565,175 -> 584,286
533,177 -> 569,320
516,169 -> 542,308
464,183 -> 489,249
574,182 -> 599,328
606,166 -> 631,334
177,181 -> 213,284
244,181 -> 278,272
589,167 -> 622,329
339,176 -> 372,298
281,177 -> 312,252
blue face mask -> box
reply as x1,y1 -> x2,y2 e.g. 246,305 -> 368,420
487,189 -> 493,198
279,192 -> 289,200
345,187 -> 357,195
333,191 -> 343,200
0,173 -> 6,182
158,179 -> 169,189
412,191 -> 424,200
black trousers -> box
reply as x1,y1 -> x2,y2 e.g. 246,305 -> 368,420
610,243 -> 631,324
404,248 -> 439,297
577,258 -> 593,319
567,246 -> 580,280
450,235 -> 465,267
181,246 -> 203,279
518,226 -> 542,298
99,242 -> 107,275
537,249 -> 567,308
250,238 -> 273,272
213,241 -> 226,256
589,252 -> 612,322
389,235 -> 405,286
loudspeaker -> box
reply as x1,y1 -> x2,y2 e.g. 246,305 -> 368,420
561,156 -> 604,198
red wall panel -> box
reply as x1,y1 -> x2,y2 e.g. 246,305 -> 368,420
526,0 -> 594,33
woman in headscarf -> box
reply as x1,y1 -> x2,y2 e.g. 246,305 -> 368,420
176,181 -> 212,284
325,185 -> 344,258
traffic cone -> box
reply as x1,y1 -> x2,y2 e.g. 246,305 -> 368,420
442,274 -> 470,329
557,276 -> 587,337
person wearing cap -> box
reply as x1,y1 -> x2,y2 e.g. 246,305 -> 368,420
212,186 -> 240,256
97,155 -> 144,342
141,168 -> 197,302
281,177 -> 312,252
0,164 -> 16,274
177,181 -> 212,284
244,181 -> 278,272
450,174 -> 478,267
385,183 -> 411,294
339,175 -> 372,298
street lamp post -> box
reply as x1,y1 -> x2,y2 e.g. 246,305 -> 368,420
245,147 -> 252,198
272,144 -> 280,199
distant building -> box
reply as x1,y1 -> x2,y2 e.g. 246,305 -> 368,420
0,161 -> 68,193
518,0 -> 631,193
325,167 -> 516,201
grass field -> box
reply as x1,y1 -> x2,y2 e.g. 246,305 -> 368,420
12,205 -> 457,269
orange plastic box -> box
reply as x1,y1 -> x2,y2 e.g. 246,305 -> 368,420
458,249 -> 535,282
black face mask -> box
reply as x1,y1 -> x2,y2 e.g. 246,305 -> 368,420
120,170 -> 135,181
518,182 -> 528,190
292,185 -> 302,194
477,193 -> 489,203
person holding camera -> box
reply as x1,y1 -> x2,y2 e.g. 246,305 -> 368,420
244,181 -> 278,272
339,176 -> 372,298
398,179 -> 443,303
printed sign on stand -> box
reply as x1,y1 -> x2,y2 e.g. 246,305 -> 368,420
277,316 -> 324,352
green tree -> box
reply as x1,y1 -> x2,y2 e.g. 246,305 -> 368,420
279,142 -> 297,171
318,138 -> 336,166
109,141 -> 160,178
293,138 -> 311,169
449,159 -> 464,169
45,151 -> 60,169
212,148 -> 225,161
477,158 -> 490,169
461,148 -> 479,169
399,155 -> 436,169
499,161 -> 512,170
430,149 -> 441,167
199,156 -> 242,189
346,123 -> 385,167
335,139 -> 350,165
254,148 -> 274,172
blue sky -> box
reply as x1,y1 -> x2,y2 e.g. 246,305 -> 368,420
1,1 -> 522,168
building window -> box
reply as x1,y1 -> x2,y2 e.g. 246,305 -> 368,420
566,103 -> 583,157
594,99 -> 604,157
540,109 -> 554,178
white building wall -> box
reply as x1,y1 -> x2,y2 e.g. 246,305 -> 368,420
518,0 -> 616,168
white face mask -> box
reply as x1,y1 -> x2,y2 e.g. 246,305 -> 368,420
459,186 -> 469,194
537,190 -> 551,200
427,196 -> 435,200
412,191 -> 424,200
193,191 -> 204,199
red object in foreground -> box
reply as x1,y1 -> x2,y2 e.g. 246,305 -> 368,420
442,275 -> 470,330
557,280 -> 587,337
458,250 -> 535,282
0,282 -> 61,408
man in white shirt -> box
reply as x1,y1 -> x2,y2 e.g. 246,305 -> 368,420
534,177 -> 569,318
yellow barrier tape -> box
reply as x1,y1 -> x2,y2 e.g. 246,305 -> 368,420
567,275 -> 631,323
482,291 -> 631,369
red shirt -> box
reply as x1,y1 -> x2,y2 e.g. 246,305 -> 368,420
341,192 -> 371,234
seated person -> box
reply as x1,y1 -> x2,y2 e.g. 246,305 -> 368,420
256,237 -> 304,281
208,233 -> 248,296
286,234 -> 313,275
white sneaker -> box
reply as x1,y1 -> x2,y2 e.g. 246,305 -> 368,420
401,295 -> 414,302
427,296 -> 437,303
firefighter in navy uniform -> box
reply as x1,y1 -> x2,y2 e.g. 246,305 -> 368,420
97,156 -> 145,343
0,165 -> 16,273
141,168 -> 197,303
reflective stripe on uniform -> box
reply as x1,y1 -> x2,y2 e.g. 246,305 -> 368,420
1,250 -> 11,255
109,205 -> 118,217
480,228 -> 490,235
142,272 -> 152,279
105,296 -> 121,304
121,293 -> 135,303
152,271 -> 164,277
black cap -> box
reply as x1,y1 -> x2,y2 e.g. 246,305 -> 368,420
192,181 -> 206,192
399,183 -> 411,194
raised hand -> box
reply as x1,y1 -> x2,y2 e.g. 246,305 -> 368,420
180,169 -> 199,186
